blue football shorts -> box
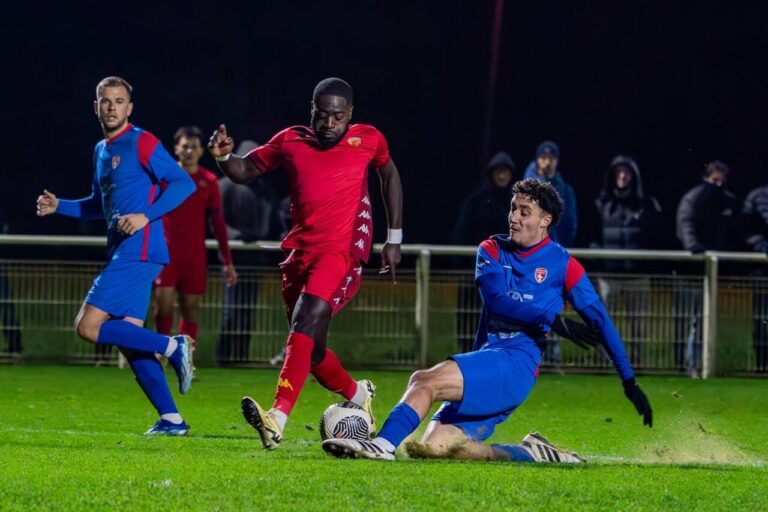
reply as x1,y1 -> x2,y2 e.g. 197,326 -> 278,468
85,258 -> 164,319
433,344 -> 540,442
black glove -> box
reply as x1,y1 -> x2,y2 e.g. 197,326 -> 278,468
550,314 -> 601,349
622,378 -> 653,427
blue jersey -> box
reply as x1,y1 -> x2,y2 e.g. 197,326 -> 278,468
474,234 -> 634,381
57,124 -> 195,264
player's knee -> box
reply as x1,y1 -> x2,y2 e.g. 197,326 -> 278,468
74,317 -> 99,343
408,369 -> 437,396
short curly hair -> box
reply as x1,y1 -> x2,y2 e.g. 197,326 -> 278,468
511,178 -> 564,231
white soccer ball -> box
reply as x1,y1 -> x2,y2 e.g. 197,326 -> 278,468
319,401 -> 372,441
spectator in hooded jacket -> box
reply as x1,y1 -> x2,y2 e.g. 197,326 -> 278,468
594,155 -> 663,367
595,155 -> 664,261
524,141 -> 577,247
676,160 -> 741,253
452,152 -> 515,352
452,151 -> 516,246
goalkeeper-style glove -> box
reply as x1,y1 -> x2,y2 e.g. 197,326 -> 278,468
550,314 -> 602,350
622,377 -> 653,427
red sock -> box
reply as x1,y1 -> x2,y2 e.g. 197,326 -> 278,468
311,348 -> 357,400
273,332 -> 314,415
179,319 -> 199,340
155,314 -> 173,335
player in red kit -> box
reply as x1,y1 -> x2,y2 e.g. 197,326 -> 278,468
154,126 -> 238,346
208,77 -> 403,450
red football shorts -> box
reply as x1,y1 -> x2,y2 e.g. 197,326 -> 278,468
280,250 -> 363,317
155,258 -> 207,295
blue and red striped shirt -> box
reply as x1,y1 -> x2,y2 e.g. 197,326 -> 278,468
57,124 -> 194,264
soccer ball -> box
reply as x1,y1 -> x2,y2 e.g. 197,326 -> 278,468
319,401 -> 372,441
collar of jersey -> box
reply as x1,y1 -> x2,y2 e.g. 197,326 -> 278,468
106,123 -> 133,144
513,236 -> 551,259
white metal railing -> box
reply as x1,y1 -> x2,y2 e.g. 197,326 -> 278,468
1,235 -> 767,377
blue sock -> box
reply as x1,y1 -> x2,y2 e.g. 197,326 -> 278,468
492,444 -> 535,462
377,402 -> 421,449
128,352 -> 178,415
97,320 -> 170,354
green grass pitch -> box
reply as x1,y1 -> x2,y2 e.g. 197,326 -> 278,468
1,366 -> 766,511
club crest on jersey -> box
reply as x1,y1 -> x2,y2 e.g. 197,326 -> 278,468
111,156 -> 121,169
347,136 -> 362,147
535,267 -> 548,284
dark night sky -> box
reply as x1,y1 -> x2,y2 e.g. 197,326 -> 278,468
2,1 -> 767,246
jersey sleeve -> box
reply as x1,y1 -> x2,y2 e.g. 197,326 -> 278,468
246,130 -> 287,172
475,239 -> 556,327
138,132 -> 195,221
564,256 -> 634,381
206,176 -> 233,265
370,129 -> 391,171
56,152 -> 105,220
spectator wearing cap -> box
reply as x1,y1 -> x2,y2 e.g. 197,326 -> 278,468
452,151 -> 516,246
523,141 -> 578,247
676,160 -> 741,253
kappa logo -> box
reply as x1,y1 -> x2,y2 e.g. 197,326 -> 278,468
354,266 -> 363,276
535,267 -> 548,284
354,239 -> 366,250
362,195 -> 371,206
111,156 -> 121,169
278,378 -> 294,391
358,210 -> 371,220
333,297 -> 342,305
357,224 -> 370,235
347,136 -> 362,147
341,276 -> 353,294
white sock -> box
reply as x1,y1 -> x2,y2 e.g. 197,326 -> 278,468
270,408 -> 288,431
373,437 -> 395,452
349,382 -> 368,407
160,413 -> 183,424
163,337 -> 178,358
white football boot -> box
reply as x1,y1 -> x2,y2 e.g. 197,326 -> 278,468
322,438 -> 395,461
521,432 -> 585,463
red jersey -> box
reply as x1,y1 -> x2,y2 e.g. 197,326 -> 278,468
246,124 -> 390,262
161,165 -> 232,264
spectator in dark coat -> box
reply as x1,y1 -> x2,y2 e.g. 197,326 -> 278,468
594,155 -> 663,366
741,182 -> 768,372
595,155 -> 664,257
452,151 -> 516,246
676,160 -> 741,253
742,183 -> 768,252
524,141 -> 577,247
451,151 -> 515,353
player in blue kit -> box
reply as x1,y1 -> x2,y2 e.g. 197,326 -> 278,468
324,178 -> 652,462
36,76 -> 197,435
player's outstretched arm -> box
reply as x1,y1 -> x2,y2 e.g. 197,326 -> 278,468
208,124 -> 262,184
379,159 -> 403,283
38,171 -> 104,220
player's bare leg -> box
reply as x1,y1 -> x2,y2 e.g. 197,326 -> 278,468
324,361 -> 463,460
153,286 -> 176,335
404,421 -> 498,460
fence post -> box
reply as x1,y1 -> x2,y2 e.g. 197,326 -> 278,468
702,254 -> 719,379
415,249 -> 431,368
